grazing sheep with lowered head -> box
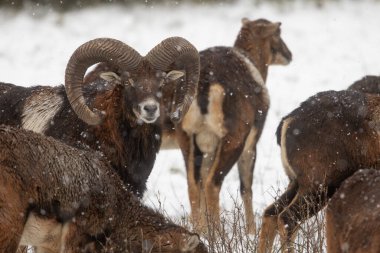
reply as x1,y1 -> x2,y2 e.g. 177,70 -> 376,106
258,81 -> 380,252
0,126 -> 207,253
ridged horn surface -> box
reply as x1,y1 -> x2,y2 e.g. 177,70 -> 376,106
146,37 -> 200,123
65,38 -> 142,125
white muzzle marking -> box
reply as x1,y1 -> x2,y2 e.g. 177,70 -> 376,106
136,98 -> 160,124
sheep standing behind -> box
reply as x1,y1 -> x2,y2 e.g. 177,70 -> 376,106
0,126 -> 207,253
326,169 -> 380,253
258,77 -> 380,252
161,18 -> 292,234
0,37 -> 200,197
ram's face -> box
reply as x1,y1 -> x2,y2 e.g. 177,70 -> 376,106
100,64 -> 184,124
127,67 -> 164,124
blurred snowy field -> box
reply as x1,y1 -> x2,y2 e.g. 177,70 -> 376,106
1,0 -> 379,220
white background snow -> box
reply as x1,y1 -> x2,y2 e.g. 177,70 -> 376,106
1,0 -> 379,222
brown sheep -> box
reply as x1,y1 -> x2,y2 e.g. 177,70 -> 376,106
161,18 -> 292,234
258,85 -> 380,252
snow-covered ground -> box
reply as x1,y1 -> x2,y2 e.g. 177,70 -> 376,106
1,0 -> 379,220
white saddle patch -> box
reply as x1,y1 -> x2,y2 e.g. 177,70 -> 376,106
22,89 -> 63,134
20,213 -> 62,251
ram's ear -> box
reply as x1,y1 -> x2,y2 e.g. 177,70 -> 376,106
241,17 -> 250,25
100,72 -> 122,84
166,70 -> 185,81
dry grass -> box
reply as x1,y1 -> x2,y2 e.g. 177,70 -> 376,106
164,196 -> 327,253
21,190 -> 326,253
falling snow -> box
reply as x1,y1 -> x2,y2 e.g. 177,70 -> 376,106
0,0 -> 379,219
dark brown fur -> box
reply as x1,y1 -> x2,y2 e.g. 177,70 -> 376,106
348,75 -> 380,94
258,89 -> 380,253
0,126 -> 207,253
326,169 -> 380,253
0,74 -> 161,196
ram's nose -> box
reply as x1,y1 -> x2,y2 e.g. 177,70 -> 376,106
143,104 -> 158,115
137,99 -> 160,124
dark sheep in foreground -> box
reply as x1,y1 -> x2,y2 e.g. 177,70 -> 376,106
326,169 -> 380,253
0,37 -> 200,197
0,126 -> 207,253
258,78 -> 380,252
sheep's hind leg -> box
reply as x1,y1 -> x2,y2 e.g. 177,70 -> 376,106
194,130 -> 222,234
258,181 -> 298,253
203,135 -> 245,234
188,137 -> 205,232
198,143 -> 220,233
176,129 -> 203,231
277,188 -> 327,253
237,127 -> 261,235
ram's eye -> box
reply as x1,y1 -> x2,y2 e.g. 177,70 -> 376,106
128,78 -> 135,87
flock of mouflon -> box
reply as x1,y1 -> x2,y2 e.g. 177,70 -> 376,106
0,17 -> 379,253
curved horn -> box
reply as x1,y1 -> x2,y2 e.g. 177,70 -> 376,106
146,37 -> 200,123
65,38 -> 142,125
